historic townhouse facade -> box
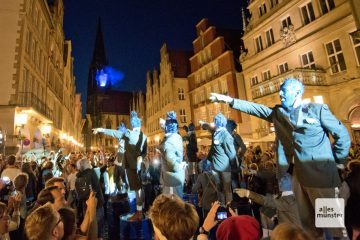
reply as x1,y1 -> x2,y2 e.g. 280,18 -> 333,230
240,0 -> 360,141
146,44 -> 192,155
188,18 -> 246,140
0,0 -> 82,154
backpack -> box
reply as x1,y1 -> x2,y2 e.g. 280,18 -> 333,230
75,174 -> 91,201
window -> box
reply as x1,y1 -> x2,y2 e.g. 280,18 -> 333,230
278,62 -> 289,74
251,76 -> 259,86
351,34 -> 360,66
262,70 -> 271,81
178,88 -> 185,100
301,2 -> 315,25
270,0 -> 279,8
281,16 -> 292,28
325,39 -> 346,73
265,28 -> 275,47
319,0 -> 335,14
301,51 -> 315,69
255,36 -> 264,53
259,3 -> 267,16
180,109 -> 186,123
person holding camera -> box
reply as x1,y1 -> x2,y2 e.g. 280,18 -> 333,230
197,201 -> 260,240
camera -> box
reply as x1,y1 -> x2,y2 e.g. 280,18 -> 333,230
216,206 -> 229,221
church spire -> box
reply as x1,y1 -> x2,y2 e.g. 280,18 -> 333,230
91,17 -> 108,68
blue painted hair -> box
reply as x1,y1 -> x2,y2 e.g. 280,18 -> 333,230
165,111 -> 178,134
130,111 -> 141,128
188,123 -> 195,131
214,113 -> 227,128
281,78 -> 304,94
118,122 -> 126,133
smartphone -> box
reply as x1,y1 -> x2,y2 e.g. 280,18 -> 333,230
215,206 -> 228,221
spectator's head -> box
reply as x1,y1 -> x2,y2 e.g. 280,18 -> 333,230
130,111 -> 141,129
165,111 -> 178,134
214,113 -> 227,129
188,123 -> 195,132
43,161 -> 54,170
279,78 -> 304,110
6,155 -> 16,166
149,194 -> 199,240
226,119 -> 237,133
21,162 -> 33,174
58,207 -> 76,240
46,177 -> 66,197
279,173 -> 292,192
14,173 -> 28,192
216,215 -> 260,240
37,186 -> 66,210
25,203 -> 64,240
0,202 -> 10,235
271,223 -> 311,240
77,158 -> 92,171
182,125 -> 189,132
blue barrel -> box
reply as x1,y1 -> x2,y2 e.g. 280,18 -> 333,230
120,214 -> 153,240
183,193 -> 198,206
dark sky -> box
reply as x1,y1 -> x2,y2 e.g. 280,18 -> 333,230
63,0 -> 246,111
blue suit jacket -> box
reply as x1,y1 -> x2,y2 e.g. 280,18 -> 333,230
232,99 -> 350,188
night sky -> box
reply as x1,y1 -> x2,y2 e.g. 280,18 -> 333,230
63,0 -> 246,112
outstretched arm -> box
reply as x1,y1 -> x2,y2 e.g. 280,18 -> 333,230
209,93 -> 273,121
93,128 -> 125,139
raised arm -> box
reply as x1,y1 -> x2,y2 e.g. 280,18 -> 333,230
209,93 -> 273,121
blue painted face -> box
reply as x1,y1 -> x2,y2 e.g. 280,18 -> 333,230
279,82 -> 299,110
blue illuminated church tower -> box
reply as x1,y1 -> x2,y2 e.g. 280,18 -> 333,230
85,18 -> 133,151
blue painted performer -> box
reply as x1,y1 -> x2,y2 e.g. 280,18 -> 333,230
210,78 -> 350,239
157,111 -> 185,198
93,111 -> 147,221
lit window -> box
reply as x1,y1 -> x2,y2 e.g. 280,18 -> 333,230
319,0 -> 335,14
325,39 -> 346,74
251,76 -> 259,86
180,109 -> 186,123
301,51 -> 316,69
270,0 -> 279,8
259,3 -> 267,16
255,35 -> 264,53
265,28 -> 275,47
301,2 -> 315,25
278,62 -> 289,74
281,16 -> 292,28
262,70 -> 271,81
178,88 -> 185,100
351,34 -> 360,66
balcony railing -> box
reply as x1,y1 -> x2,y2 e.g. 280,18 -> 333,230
16,92 -> 53,120
251,68 -> 327,99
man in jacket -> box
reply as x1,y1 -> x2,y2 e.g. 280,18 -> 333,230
210,78 -> 350,239
206,113 -> 236,205
93,111 -> 147,221
158,111 -> 185,198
